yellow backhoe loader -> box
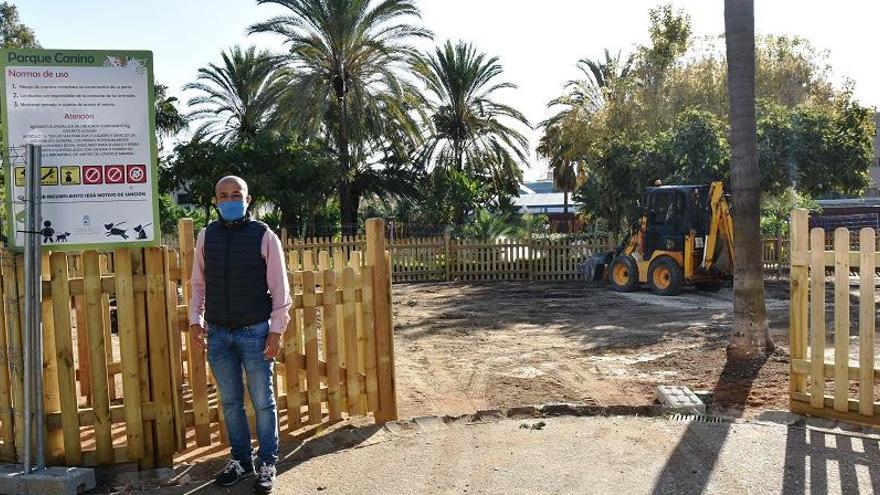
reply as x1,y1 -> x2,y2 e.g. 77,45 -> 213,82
585,181 -> 735,296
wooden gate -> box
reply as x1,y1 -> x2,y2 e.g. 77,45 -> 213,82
789,208 -> 879,426
0,218 -> 396,468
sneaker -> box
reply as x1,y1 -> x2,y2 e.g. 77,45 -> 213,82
253,461 -> 276,494
215,458 -> 255,487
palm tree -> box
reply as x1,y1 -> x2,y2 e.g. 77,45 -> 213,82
546,49 -> 634,125
249,0 -> 430,232
536,125 -> 577,217
184,45 -> 286,144
154,83 -> 187,139
412,40 -> 531,223
724,0 -> 772,358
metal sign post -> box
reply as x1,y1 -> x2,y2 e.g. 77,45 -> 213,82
22,143 -> 45,473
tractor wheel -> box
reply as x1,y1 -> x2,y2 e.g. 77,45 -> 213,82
609,255 -> 639,292
648,256 -> 683,296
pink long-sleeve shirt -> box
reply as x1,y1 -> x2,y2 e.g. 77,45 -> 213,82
188,227 -> 292,334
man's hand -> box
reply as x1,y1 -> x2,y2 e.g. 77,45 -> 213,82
190,324 -> 206,350
264,332 -> 281,361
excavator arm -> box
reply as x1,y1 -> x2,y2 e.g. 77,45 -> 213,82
701,181 -> 735,273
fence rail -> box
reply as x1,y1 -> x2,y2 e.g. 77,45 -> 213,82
0,219 -> 396,468
286,232 -> 801,283
285,233 -> 616,283
788,208 -> 879,426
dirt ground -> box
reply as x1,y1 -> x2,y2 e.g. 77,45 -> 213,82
393,280 -> 807,420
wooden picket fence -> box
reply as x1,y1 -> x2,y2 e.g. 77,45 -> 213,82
788,209 -> 880,426
285,233 -> 616,283
0,218 -> 396,468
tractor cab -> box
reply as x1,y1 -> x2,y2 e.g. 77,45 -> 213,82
641,185 -> 711,260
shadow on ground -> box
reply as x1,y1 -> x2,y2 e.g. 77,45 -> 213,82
782,425 -> 880,494
394,281 -> 790,356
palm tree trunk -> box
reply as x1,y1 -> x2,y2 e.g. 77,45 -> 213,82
337,95 -> 358,234
562,191 -> 570,233
453,138 -> 466,225
724,0 -> 773,359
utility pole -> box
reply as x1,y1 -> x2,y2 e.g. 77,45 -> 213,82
22,144 -> 45,473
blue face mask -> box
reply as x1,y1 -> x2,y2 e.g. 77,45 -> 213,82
217,200 -> 247,221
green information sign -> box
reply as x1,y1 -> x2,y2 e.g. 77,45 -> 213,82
1,49 -> 160,251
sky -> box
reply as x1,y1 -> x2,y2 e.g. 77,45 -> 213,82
14,0 -> 880,181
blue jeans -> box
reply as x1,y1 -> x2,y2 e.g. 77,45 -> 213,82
206,321 -> 278,465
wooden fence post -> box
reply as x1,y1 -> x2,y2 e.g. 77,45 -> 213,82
82,251 -> 113,464
444,231 -> 451,282
775,234 -> 783,278
527,234 -> 534,282
179,218 -> 211,446
0,251 -> 15,461
809,227 -> 826,409
858,228 -> 875,417
788,209 -> 808,396
49,253 -> 82,465
832,228 -> 850,413
366,219 -> 397,423
39,252 -> 63,462
114,248 -> 145,461
145,247 -> 175,466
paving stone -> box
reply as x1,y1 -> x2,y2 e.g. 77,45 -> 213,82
655,385 -> 706,414
0,466 -> 95,495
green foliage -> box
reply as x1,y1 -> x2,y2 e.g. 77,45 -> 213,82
158,194 -> 206,235
163,139 -> 235,212
543,4 -> 874,233
787,92 -> 874,197
760,188 -> 820,236
249,0 -> 430,227
458,209 -> 517,241
651,108 -> 730,184
456,209 -> 549,241
165,132 -> 338,233
519,212 -> 550,236
536,124 -> 578,213
0,2 -> 38,49
257,208 -> 282,232
184,45 -> 285,144
154,83 -> 187,140
573,139 -> 645,234
244,133 -> 339,232
412,40 -> 530,223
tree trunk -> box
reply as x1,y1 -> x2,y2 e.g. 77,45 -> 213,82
452,139 -> 466,226
724,0 -> 773,359
561,191 -> 570,233
337,94 -> 358,234
339,183 -> 361,235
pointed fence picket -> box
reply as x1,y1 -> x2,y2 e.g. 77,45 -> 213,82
0,218 -> 397,468
788,208 -> 879,426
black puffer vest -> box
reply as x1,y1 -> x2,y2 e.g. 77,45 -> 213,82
203,218 -> 273,328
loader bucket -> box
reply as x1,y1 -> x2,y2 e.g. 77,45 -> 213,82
579,251 -> 614,282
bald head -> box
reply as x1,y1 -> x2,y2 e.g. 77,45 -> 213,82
214,175 -> 251,205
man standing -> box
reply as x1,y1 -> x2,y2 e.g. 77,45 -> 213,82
189,176 -> 291,493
